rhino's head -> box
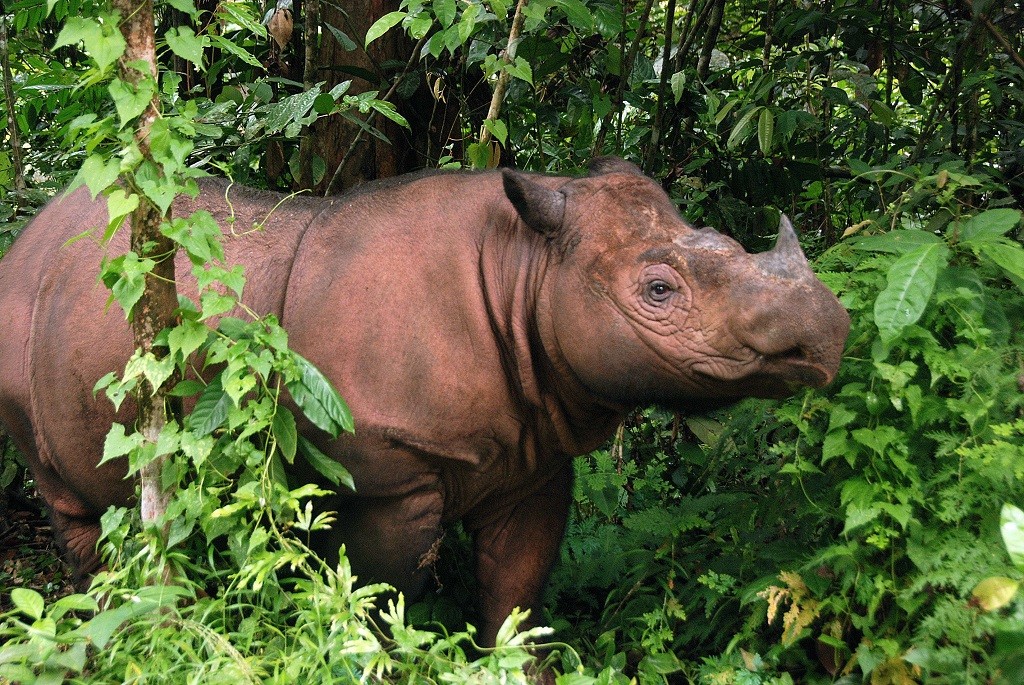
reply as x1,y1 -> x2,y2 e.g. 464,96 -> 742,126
503,157 -> 850,411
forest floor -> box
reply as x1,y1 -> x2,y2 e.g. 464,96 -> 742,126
0,488 -> 74,612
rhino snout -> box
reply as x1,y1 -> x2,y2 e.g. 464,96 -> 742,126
731,282 -> 850,392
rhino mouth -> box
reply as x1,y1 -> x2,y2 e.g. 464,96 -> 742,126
691,349 -> 834,400
759,350 -> 833,388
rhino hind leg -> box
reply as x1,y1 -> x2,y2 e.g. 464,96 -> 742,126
49,508 -> 104,585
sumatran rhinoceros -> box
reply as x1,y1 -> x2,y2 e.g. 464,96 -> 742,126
0,157 -> 849,644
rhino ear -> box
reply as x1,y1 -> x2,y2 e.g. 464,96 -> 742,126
588,156 -> 643,177
502,168 -> 565,237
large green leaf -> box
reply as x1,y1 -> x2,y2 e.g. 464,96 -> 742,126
298,436 -> 355,491
272,407 -> 298,463
874,242 -> 948,342
165,26 -> 208,70
365,11 -> 406,47
959,209 -> 1022,244
727,106 -> 762,150
434,0 -> 456,27
10,588 -> 44,620
556,0 -> 594,31
757,107 -> 774,155
264,87 -> 322,136
977,240 -> 1024,292
851,229 -> 943,254
189,373 -> 232,435
287,354 -> 353,437
1001,503 -> 1024,570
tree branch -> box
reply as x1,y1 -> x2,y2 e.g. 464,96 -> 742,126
0,16 -> 25,194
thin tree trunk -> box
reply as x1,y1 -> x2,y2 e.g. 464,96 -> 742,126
696,0 -> 725,82
644,0 -> 676,173
478,0 -> 529,147
762,0 -> 777,66
672,0 -> 701,75
298,0 -> 320,190
596,0 -> 654,153
113,0 -> 179,585
0,16 -> 25,193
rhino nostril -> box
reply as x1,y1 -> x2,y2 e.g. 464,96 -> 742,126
779,346 -> 807,363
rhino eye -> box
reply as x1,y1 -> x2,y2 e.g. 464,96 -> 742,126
645,280 -> 673,303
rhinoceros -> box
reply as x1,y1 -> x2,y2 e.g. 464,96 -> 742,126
0,157 -> 849,644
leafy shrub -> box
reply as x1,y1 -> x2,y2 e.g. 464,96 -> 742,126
544,165 -> 1024,683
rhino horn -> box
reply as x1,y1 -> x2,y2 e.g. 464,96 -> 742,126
502,168 -> 565,237
758,215 -> 810,276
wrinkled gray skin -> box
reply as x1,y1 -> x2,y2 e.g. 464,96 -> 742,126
0,157 -> 849,645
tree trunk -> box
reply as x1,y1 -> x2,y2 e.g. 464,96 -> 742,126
0,16 -> 25,194
113,0 -> 180,583
313,0 -> 421,192
478,0 -> 529,148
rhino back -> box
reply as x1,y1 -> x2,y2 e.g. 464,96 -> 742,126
0,181 -> 329,517
280,172 -> 552,507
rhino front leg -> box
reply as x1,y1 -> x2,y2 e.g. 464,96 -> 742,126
321,484 -> 445,601
471,462 -> 573,647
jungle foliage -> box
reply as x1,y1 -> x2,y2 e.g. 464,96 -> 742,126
1,0 -> 1024,683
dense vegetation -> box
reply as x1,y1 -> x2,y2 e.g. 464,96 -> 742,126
1,0 -> 1023,683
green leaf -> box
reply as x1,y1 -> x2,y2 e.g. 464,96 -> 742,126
466,142 -> 493,169
977,241 -> 1024,292
325,22 -> 357,50
640,652 -> 683,675
505,56 -> 533,84
1001,503 -> 1024,569
670,71 -> 685,104
713,97 -> 739,125
272,407 -> 298,463
73,154 -> 120,200
164,0 -> 199,19
959,209 -> 1022,244
287,353 -> 353,437
210,34 -> 263,68
843,504 -> 881,535
484,118 -> 508,146
313,92 -> 335,115
435,0 -> 456,27
874,242 -> 948,342
135,162 -> 178,215
167,318 -> 210,362
727,106 -> 761,150
100,423 -> 144,466
555,0 -> 594,31
851,229 -> 943,253
105,189 -> 139,234
365,11 -> 406,47
109,77 -> 156,128
165,26 -> 208,70
11,588 -> 45,620
54,15 -> 125,70
189,374 -> 232,435
107,252 -> 156,317
757,107 -> 774,155
264,86 -> 322,135
298,436 -> 355,491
